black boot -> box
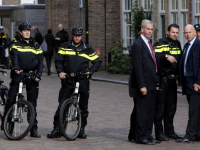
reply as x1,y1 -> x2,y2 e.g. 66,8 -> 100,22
30,130 -> 41,138
47,126 -> 61,138
78,127 -> 87,139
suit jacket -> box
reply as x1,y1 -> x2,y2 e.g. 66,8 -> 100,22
179,37 -> 200,95
129,36 -> 157,97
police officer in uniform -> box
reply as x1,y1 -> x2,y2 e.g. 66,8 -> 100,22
0,26 -> 6,65
194,24 -> 200,40
3,22 -> 43,138
47,25 -> 102,139
153,24 -> 182,141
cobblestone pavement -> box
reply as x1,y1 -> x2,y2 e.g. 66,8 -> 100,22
0,70 -> 198,150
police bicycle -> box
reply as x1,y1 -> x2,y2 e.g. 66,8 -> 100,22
3,71 -> 35,140
59,72 -> 92,141
0,70 -> 8,125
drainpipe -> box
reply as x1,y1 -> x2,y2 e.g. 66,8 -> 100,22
85,0 -> 89,44
104,0 -> 107,71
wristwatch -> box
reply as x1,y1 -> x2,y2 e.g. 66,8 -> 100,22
165,54 -> 168,58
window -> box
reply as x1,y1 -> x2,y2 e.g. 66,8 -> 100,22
121,0 -> 153,49
195,16 -> 200,23
172,0 -> 178,10
21,0 -> 37,4
195,0 -> 200,23
183,12 -> 188,26
144,0 -> 152,10
161,0 -> 165,11
121,0 -> 134,49
196,0 -> 200,14
172,12 -> 178,24
182,0 -> 188,9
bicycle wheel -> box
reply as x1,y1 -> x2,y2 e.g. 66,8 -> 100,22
4,99 -> 35,140
59,99 -> 81,141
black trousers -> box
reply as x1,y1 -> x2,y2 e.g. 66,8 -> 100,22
130,89 -> 156,142
6,74 -> 39,130
184,94 -> 200,140
53,79 -> 90,128
154,78 -> 177,136
0,46 -> 4,64
44,54 -> 53,74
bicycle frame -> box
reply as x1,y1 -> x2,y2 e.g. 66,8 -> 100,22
0,71 -> 8,117
12,71 -> 35,121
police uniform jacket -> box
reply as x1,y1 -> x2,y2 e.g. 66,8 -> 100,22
153,36 -> 182,77
55,40 -> 102,75
10,36 -> 43,76
0,32 -> 6,47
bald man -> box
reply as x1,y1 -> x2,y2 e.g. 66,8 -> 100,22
55,24 -> 69,52
176,24 -> 200,143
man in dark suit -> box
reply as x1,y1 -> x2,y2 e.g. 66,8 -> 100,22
128,19 -> 159,145
176,24 -> 200,143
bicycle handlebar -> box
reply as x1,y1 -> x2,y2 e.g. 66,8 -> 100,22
20,71 -> 36,80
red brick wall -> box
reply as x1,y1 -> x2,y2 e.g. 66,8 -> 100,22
45,0 -> 69,36
188,0 -> 192,24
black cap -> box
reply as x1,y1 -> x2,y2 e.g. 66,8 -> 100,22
194,24 -> 200,31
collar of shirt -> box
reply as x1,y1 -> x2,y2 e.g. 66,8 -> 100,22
140,34 -> 152,54
188,37 -> 196,46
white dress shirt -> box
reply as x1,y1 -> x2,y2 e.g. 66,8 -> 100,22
140,34 -> 152,55
184,37 -> 196,76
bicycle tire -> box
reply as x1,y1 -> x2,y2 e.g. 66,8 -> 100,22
59,99 -> 81,141
4,99 -> 35,140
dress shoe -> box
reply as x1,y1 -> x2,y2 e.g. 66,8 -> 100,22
166,133 -> 181,139
30,130 -> 41,138
128,129 -> 134,141
137,139 -> 155,145
156,134 -> 169,141
47,127 -> 61,138
175,138 -> 190,143
148,138 -> 161,143
77,127 -> 87,139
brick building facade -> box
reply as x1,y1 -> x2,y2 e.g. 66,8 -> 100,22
45,0 -> 121,70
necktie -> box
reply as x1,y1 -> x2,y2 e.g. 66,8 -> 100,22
183,42 -> 191,76
148,41 -> 157,70
183,42 -> 191,57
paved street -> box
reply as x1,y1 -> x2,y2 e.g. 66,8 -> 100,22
0,70 -> 199,150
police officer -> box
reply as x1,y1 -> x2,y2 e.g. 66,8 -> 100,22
153,24 -> 182,141
3,22 -> 43,138
0,26 -> 6,65
194,24 -> 200,40
47,25 -> 102,139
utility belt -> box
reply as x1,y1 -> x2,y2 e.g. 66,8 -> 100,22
163,74 -> 177,82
